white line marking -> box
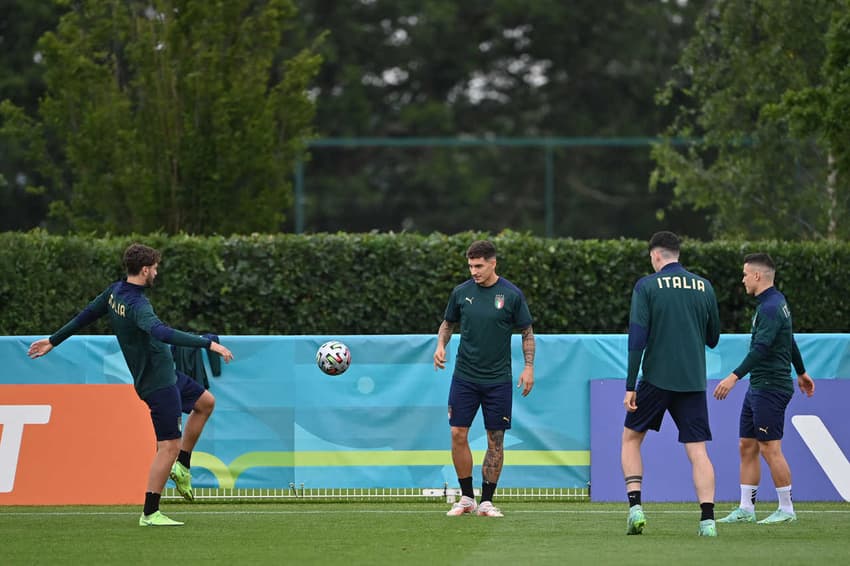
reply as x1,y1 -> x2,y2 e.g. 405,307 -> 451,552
1,509 -> 847,517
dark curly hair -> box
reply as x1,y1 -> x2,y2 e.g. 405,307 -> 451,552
123,243 -> 161,275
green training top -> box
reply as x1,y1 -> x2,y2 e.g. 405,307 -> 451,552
627,262 -> 720,392
50,280 -> 211,399
444,277 -> 533,384
732,286 -> 801,394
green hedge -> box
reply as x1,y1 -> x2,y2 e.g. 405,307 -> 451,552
2,230 -> 848,335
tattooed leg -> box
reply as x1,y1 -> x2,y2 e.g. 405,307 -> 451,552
483,429 -> 505,483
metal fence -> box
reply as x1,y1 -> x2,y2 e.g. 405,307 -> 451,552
163,486 -> 590,503
290,137 -> 690,238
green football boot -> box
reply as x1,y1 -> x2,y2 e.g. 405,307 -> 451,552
626,505 -> 646,535
698,519 -> 718,537
139,510 -> 184,527
169,461 -> 194,502
717,507 -> 756,523
758,509 -> 797,524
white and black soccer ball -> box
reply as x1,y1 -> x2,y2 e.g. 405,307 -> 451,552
316,340 -> 351,375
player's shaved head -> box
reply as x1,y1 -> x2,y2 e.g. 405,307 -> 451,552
744,252 -> 775,273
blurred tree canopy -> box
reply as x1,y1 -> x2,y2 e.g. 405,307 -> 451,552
651,0 -> 850,240
1,0 -> 321,234
284,0 -> 711,237
7,1 -> 847,238
0,1 -> 61,230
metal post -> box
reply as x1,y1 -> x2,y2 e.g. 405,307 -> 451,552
544,145 -> 554,237
294,159 -> 304,234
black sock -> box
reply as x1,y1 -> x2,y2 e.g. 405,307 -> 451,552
177,450 -> 191,469
700,502 -> 715,521
481,480 -> 497,503
459,476 -> 474,499
143,492 -> 161,516
628,490 -> 642,508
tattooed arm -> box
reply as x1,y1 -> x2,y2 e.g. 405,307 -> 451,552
517,325 -> 535,396
434,319 -> 458,370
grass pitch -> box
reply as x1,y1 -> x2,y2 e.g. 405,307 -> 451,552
2,501 -> 848,565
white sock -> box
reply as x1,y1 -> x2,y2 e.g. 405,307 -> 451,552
739,484 -> 758,512
776,485 -> 794,513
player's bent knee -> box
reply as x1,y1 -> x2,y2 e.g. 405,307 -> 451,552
194,391 -> 215,415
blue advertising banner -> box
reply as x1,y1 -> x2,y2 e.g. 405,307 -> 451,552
2,334 -> 593,489
3,333 -> 849,492
590,379 -> 850,502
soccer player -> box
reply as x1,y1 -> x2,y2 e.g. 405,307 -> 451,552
713,253 -> 815,524
28,243 -> 234,526
433,239 -> 535,518
621,231 -> 721,537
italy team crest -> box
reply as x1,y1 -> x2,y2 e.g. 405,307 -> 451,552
494,294 -> 505,309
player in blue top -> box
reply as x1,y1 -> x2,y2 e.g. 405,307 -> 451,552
28,243 -> 233,526
713,253 -> 815,525
433,240 -> 535,518
622,231 -> 721,537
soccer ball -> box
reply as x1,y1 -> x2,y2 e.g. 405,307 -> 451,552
316,340 -> 351,375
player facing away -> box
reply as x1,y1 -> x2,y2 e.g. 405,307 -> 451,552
433,239 -> 535,518
713,253 -> 815,524
621,231 -> 721,537
28,243 -> 234,526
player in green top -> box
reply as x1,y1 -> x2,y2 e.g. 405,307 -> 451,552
713,253 -> 815,525
434,240 -> 535,518
621,231 -> 721,537
28,243 -> 234,526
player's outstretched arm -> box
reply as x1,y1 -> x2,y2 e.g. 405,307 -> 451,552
210,341 -> 234,363
28,338 -> 54,359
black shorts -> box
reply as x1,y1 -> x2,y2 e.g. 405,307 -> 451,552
448,377 -> 513,430
739,388 -> 792,441
624,380 -> 712,443
143,371 -> 206,441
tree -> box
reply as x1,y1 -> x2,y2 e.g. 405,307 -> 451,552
651,0 -> 849,239
0,1 -> 64,231
770,5 -> 850,237
1,0 -> 322,234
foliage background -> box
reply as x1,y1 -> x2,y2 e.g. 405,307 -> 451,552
651,0 -> 850,240
0,0 -> 321,235
3,231 -> 847,336
2,3 -> 849,337
5,1 -> 849,239
2,0 -> 712,238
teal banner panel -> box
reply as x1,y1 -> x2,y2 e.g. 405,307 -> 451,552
3,334 -> 848,489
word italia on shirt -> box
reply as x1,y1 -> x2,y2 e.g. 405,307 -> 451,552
655,276 -> 706,292
108,293 -> 126,317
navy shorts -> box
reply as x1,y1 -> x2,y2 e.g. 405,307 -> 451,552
448,377 -> 513,430
624,380 -> 712,443
740,388 -> 792,441
143,371 -> 206,441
